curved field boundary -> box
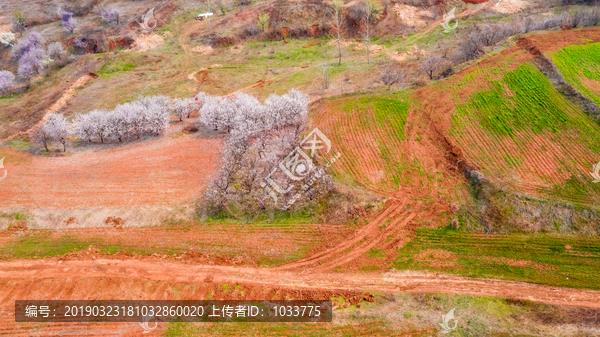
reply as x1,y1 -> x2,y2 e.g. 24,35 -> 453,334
414,29 -> 600,205
551,42 -> 600,107
274,198 -> 406,270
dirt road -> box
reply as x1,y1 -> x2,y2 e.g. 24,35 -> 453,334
1,258 -> 599,308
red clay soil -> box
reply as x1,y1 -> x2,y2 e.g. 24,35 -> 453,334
0,275 -> 366,336
522,27 -> 600,53
0,222 -> 336,266
275,198 -> 412,271
0,136 -> 222,208
1,259 -> 599,309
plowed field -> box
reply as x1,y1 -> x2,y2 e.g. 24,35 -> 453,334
413,28 -> 600,205
0,135 -> 221,209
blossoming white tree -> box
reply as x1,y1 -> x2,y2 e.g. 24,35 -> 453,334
199,89 -> 332,215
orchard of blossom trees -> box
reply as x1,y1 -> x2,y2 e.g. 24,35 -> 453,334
32,95 -> 199,151
200,89 -> 333,215
0,31 -> 68,92
28,88 -> 332,214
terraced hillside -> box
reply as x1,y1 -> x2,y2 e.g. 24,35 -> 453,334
449,62 -> 600,204
552,42 -> 600,107
411,30 -> 600,207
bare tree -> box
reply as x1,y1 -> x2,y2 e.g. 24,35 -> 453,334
321,66 -> 330,90
204,0 -> 215,36
380,61 -> 404,90
420,55 -> 442,80
362,0 -> 383,64
330,0 -> 345,66
31,124 -> 52,152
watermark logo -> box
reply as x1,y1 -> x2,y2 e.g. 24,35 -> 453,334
441,8 -> 458,33
591,161 -> 600,183
137,7 -> 158,33
0,157 -> 6,182
139,314 -> 157,333
261,128 -> 341,209
439,308 -> 458,334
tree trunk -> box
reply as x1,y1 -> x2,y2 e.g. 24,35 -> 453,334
337,39 -> 341,65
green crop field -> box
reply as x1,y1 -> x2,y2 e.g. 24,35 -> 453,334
448,63 -> 600,204
315,94 -> 417,192
551,42 -> 600,106
394,226 -> 600,290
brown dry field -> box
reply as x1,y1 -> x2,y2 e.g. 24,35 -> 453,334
0,134 -> 221,209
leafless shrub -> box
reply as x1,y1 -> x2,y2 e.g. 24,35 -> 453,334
480,25 -> 500,46
454,33 -> 484,63
380,61 -> 405,89
11,22 -> 26,35
323,69 -> 331,90
544,13 -> 568,30
238,23 -> 262,39
420,54 -> 442,80
523,16 -> 544,33
436,60 -> 455,79
572,8 -> 600,27
289,26 -> 310,38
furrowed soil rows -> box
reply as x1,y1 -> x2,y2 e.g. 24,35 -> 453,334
448,63 -> 600,203
552,42 -> 600,106
274,199 -> 407,271
0,223 -> 341,267
0,136 -> 222,208
414,31 -> 600,206
311,97 -> 409,195
394,227 -> 600,290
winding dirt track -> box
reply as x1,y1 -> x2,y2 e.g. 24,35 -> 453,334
274,198 -> 409,271
1,258 -> 599,308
